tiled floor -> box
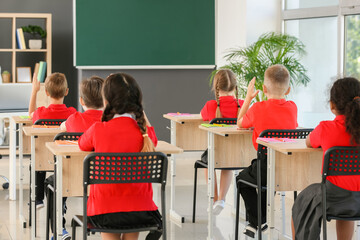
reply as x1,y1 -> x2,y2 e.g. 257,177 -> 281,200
0,152 -> 354,239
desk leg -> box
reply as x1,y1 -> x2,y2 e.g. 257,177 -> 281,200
207,132 -> 214,240
30,136 -> 36,240
18,123 -> 27,227
169,120 -> 184,225
267,148 -> 276,240
9,118 -> 16,200
55,155 -> 63,240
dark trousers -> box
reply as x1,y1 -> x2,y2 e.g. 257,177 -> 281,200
36,171 -> 46,201
236,157 -> 267,227
44,175 -> 67,231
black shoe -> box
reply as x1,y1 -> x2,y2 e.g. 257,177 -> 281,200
243,223 -> 268,238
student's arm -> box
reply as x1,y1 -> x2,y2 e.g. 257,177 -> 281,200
237,77 -> 259,128
305,135 -> 312,148
60,121 -> 67,131
78,125 -> 95,151
28,72 -> 41,117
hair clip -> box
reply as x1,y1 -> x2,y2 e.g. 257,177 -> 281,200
354,96 -> 360,101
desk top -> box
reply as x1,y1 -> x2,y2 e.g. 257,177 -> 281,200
199,125 -> 253,136
256,138 -> 322,155
23,126 -> 63,136
163,113 -> 204,123
46,140 -> 184,157
12,116 -> 32,124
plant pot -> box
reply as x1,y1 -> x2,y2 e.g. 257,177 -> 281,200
29,39 -> 42,49
2,73 -> 11,83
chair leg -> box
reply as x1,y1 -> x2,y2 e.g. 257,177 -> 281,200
235,185 -> 240,240
29,163 -> 32,227
46,187 -> 50,240
71,219 -> 77,240
192,164 -> 198,223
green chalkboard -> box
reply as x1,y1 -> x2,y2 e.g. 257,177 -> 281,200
75,0 -> 215,67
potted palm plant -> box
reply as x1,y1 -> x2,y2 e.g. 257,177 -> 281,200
22,25 -> 46,49
213,32 -> 310,101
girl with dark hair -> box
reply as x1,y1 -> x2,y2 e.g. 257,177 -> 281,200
292,77 -> 360,240
79,73 -> 161,240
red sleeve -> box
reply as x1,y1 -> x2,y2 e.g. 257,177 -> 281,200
78,124 -> 96,151
147,126 -> 158,147
32,107 -> 45,123
238,99 -> 245,108
241,103 -> 257,128
309,123 -> 323,148
200,102 -> 210,120
65,113 -> 76,131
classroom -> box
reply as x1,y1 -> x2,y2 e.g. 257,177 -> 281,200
0,0 -> 360,239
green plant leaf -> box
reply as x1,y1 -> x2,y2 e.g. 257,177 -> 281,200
211,32 -> 310,101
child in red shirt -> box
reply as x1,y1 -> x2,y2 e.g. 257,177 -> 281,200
292,77 -> 360,240
78,73 -> 161,240
237,65 -> 298,237
200,69 -> 244,215
29,72 -> 76,209
46,76 -> 105,240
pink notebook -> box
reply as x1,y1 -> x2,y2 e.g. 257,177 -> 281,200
167,113 -> 193,117
257,137 -> 297,143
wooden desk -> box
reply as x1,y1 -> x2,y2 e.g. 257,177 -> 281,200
256,138 -> 322,239
46,140 -> 183,240
23,126 -> 63,240
163,113 -> 208,151
9,116 -> 32,228
163,113 -> 208,225
199,125 -> 256,240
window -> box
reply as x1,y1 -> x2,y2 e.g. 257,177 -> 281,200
283,2 -> 360,127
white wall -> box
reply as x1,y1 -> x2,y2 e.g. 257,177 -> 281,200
216,0 -> 282,67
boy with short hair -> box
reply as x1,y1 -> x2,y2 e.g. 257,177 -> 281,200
29,72 -> 76,209
45,76 -> 105,240
236,64 -> 298,238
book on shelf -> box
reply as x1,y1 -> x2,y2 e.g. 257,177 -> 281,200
33,63 -> 40,82
16,29 -> 23,49
37,61 -> 47,83
16,28 -> 26,49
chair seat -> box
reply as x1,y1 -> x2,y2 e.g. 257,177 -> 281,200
72,215 -> 161,233
194,160 -> 245,170
327,215 -> 360,221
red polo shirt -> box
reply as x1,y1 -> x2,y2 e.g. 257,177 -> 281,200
242,99 -> 298,150
32,104 -> 76,123
78,117 -> 158,216
65,110 -> 103,132
201,96 -> 244,121
309,115 -> 360,191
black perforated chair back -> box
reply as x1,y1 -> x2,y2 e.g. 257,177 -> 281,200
53,132 -> 83,141
210,118 -> 237,125
322,146 -> 360,180
84,152 -> 168,185
81,152 -> 168,240
321,146 -> 360,239
34,119 -> 66,126
257,128 -> 313,159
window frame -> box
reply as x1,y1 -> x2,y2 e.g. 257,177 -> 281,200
281,0 -> 360,76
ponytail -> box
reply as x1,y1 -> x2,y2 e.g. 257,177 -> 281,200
345,97 -> 360,144
235,85 -> 240,117
134,108 -> 155,152
215,79 -> 222,118
101,103 -> 115,122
